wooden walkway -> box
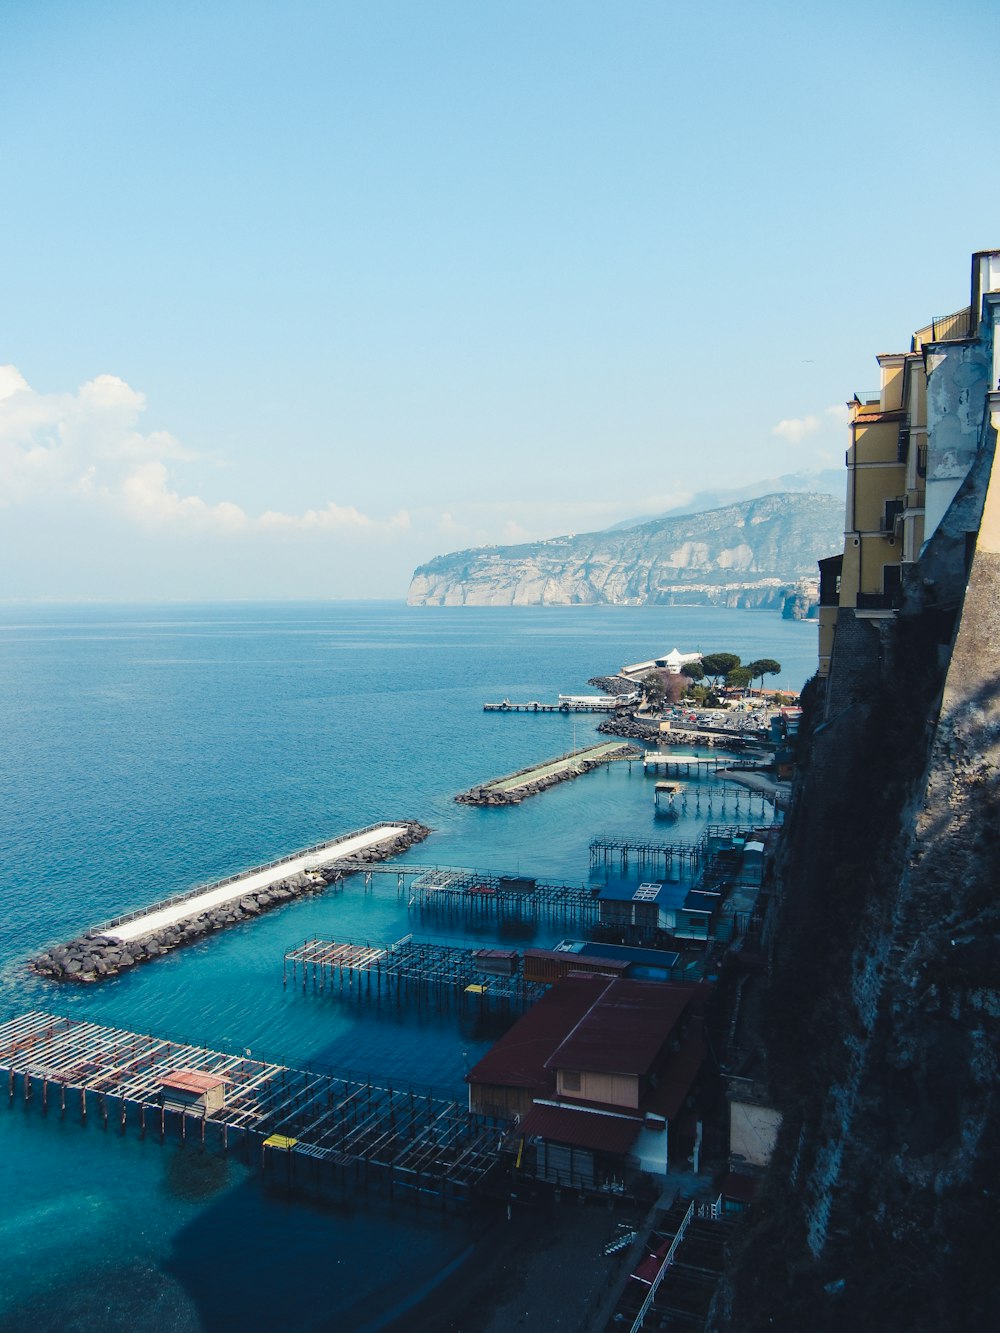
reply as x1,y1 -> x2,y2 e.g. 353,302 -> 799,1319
642,753 -> 771,778
0,1012 -> 507,1207
284,935 -> 545,1011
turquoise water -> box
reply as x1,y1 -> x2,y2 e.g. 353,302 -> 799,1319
0,603 -> 817,1330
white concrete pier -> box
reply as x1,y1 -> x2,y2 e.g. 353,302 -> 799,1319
100,824 -> 410,943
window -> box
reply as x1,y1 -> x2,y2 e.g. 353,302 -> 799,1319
562,1070 -> 581,1092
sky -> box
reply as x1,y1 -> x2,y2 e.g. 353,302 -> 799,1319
2,0 -> 998,600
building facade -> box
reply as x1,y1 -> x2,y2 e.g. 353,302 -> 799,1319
819,250 -> 1000,683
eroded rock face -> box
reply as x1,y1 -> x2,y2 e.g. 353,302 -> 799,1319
31,823 -> 431,984
407,493 -> 841,606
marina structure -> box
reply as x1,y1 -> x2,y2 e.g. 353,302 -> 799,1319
406,867 -> 602,925
483,693 -> 635,713
0,1012 -> 507,1207
284,934 -> 545,1012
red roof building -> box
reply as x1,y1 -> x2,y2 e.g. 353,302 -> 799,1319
468,975 -> 710,1192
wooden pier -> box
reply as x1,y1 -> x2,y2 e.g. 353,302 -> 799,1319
0,1012 -> 507,1207
483,695 -> 629,714
642,753 -> 771,779
284,935 -> 545,1012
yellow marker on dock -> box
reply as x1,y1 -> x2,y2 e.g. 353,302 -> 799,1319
263,1133 -> 299,1150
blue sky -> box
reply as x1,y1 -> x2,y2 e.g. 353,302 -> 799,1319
1,0 -> 997,599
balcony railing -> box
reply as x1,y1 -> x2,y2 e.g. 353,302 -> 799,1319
856,589 -> 902,611
853,389 -> 881,407
911,306 -> 974,349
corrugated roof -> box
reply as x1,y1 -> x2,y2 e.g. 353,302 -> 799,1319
467,975 -> 615,1091
519,1101 -> 642,1155
160,1070 -> 228,1094
546,980 -> 692,1077
525,948 -> 629,976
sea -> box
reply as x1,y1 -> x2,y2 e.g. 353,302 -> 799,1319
0,602 -> 818,1331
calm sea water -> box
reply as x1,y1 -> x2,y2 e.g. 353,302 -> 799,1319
0,602 -> 817,1330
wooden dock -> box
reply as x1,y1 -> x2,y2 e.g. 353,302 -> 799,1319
483,696 -> 628,714
642,753 -> 772,778
456,742 -> 641,807
284,935 -> 545,1012
0,1012 -> 507,1207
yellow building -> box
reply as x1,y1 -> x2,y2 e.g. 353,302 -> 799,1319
818,249 -> 1000,678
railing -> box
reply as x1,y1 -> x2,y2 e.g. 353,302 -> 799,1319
853,389 -> 881,407
912,306 -> 974,349
93,822 -> 406,932
629,1199 -> 695,1332
856,590 -> 902,611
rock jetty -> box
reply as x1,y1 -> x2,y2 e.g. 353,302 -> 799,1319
455,744 -> 641,807
32,821 -> 430,984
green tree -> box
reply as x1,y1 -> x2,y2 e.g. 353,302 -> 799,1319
748,658 -> 782,693
642,671 -> 668,708
726,666 -> 753,692
681,661 -> 705,682
699,652 -> 741,689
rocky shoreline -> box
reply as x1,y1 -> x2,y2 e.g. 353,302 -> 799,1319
31,822 -> 430,984
598,715 -> 765,750
455,745 -> 641,807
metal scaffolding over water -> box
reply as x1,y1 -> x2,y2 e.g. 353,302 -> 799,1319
283,935 -> 546,1012
0,1012 -> 508,1207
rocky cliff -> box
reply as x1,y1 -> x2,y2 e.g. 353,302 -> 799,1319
710,447 -> 1000,1331
407,492 -> 842,606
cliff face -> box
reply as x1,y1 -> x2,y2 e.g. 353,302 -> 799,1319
711,447 -> 1000,1331
407,492 -> 841,606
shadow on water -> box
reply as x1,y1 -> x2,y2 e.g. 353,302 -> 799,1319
160,1168 -> 477,1333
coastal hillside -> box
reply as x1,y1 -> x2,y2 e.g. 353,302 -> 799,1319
407,492 -> 842,607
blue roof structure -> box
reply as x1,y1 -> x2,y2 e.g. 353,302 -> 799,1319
597,880 -> 688,909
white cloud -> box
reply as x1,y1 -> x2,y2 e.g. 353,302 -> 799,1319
771,414 -> 820,444
825,403 -> 851,425
0,365 -> 407,538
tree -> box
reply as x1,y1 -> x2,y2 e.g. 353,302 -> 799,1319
700,652 -> 741,689
748,658 -> 782,693
726,666 -> 753,692
681,662 -> 705,682
642,671 -> 668,709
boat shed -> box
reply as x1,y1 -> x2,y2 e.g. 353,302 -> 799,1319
159,1069 -> 229,1113
469,975 -> 710,1191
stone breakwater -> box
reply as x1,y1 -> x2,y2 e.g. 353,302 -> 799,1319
32,822 -> 430,984
598,716 -> 761,749
455,744 -> 641,807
